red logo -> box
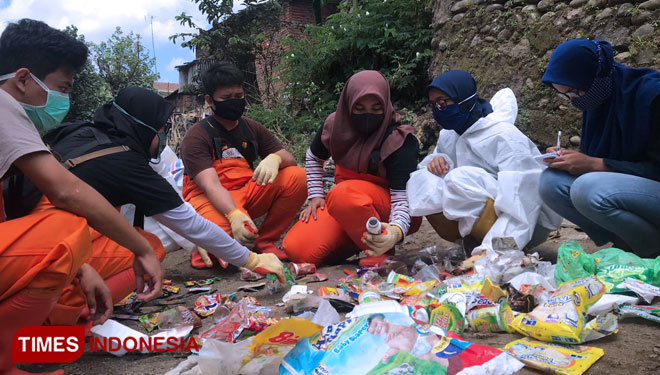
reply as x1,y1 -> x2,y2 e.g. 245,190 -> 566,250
13,326 -> 85,363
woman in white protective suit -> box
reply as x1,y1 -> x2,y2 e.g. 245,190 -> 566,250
407,70 -> 561,258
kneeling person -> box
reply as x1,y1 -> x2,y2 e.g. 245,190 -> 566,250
181,62 -> 306,265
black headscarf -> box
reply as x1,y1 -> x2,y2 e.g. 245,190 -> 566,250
427,70 -> 493,134
94,86 -> 175,159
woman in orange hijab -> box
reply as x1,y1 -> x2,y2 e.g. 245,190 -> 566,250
283,71 -> 420,265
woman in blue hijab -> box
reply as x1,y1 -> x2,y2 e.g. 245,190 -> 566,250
539,39 -> 660,257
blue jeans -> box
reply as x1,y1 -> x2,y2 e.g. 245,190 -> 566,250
539,169 -> 660,257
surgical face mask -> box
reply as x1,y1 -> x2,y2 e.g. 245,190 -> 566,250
351,113 -> 384,134
112,102 -> 167,163
432,93 -> 476,135
0,72 -> 70,132
570,75 -> 613,112
212,98 -> 245,121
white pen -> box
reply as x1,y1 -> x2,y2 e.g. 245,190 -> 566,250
556,131 -> 562,153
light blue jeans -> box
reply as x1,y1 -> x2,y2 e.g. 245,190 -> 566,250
539,169 -> 660,257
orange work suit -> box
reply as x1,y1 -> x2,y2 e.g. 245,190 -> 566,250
283,166 -> 421,265
30,197 -> 165,326
183,158 -> 307,255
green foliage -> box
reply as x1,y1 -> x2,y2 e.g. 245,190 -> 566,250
63,26 -> 112,122
279,0 -> 433,134
94,27 -> 159,95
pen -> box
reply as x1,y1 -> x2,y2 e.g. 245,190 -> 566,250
556,131 -> 562,153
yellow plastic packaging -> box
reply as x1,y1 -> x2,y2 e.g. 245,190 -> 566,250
445,274 -> 486,293
249,317 -> 322,352
403,280 -> 438,296
510,276 -> 606,344
504,338 -> 604,375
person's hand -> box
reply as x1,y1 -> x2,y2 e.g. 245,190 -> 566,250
244,251 -> 286,283
252,153 -> 282,186
226,209 -> 258,247
300,197 -> 325,222
549,149 -> 610,175
542,146 -> 560,163
362,223 -> 403,256
77,264 -> 113,325
133,252 -> 164,301
427,156 -> 450,176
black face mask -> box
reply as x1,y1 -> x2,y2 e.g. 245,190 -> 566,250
212,98 -> 246,121
351,113 -> 384,134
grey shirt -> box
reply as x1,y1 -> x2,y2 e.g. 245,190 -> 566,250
0,88 -> 48,180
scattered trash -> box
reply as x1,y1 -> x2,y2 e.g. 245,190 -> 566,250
618,278 -> 660,303
287,263 -> 317,278
237,282 -> 267,293
619,304 -> 660,324
91,319 -> 194,357
281,301 -> 524,375
240,267 -> 265,281
511,276 -> 616,344
587,294 -> 639,316
193,294 -> 235,317
555,241 -> 660,293
162,285 -> 181,297
184,277 -> 221,288
505,337 -> 604,375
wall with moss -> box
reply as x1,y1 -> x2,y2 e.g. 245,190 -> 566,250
422,0 -> 660,149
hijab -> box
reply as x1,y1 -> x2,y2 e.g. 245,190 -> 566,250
542,39 -> 660,161
320,70 -> 415,177
94,86 -> 175,159
427,70 -> 493,135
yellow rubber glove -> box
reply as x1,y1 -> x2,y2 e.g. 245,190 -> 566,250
226,209 -> 258,247
244,251 -> 285,283
253,153 -> 282,186
363,223 -> 403,257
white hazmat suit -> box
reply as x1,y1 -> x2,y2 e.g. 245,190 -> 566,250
407,88 -> 561,256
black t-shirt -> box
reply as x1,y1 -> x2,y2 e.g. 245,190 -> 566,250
70,145 -> 183,216
309,124 -> 419,190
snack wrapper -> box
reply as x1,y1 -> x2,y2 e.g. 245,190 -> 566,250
619,304 -> 660,324
504,337 -> 604,375
139,312 -> 160,332
184,277 -> 220,288
281,302 -> 523,375
429,302 -> 466,334
194,294 -> 235,317
511,276 -> 609,344
466,300 -> 514,333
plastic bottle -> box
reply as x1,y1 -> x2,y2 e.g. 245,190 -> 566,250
366,216 -> 382,235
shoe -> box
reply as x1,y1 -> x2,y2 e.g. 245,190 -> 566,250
255,242 -> 288,260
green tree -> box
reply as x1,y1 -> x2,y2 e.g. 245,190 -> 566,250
281,0 -> 433,133
63,26 -> 112,122
94,27 -> 159,95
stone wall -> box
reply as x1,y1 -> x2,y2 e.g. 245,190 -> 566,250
424,0 -> 660,149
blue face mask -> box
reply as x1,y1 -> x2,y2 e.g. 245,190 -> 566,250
0,72 -> 70,132
432,93 -> 476,135
112,102 -> 168,163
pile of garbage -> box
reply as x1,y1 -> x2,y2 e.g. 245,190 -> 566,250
93,240 -> 660,375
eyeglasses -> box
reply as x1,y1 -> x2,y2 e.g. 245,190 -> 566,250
555,89 -> 582,101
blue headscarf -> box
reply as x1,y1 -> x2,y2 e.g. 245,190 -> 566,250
427,70 -> 493,135
542,39 -> 660,161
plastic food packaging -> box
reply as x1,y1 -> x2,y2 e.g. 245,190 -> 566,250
429,302 -> 467,334
555,241 -> 660,293
619,304 -> 660,324
158,306 -> 202,330
184,277 -> 220,288
358,288 -> 382,304
199,300 -> 267,343
194,294 -> 234,317
511,276 -> 611,344
618,277 -> 660,303
281,302 -> 523,375
240,267 -> 265,281
504,337 -> 604,375
466,300 -> 514,333
139,312 -> 160,332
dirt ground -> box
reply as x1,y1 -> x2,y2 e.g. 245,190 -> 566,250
21,219 -> 660,375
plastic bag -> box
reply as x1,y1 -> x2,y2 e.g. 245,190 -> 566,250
406,155 -> 445,217
555,241 -> 660,293
511,276 -> 611,344
281,301 -> 523,375
618,277 -> 660,303
504,338 -> 604,375
619,304 -> 660,324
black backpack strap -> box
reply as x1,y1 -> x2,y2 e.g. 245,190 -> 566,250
201,117 -> 257,169
369,123 -> 400,175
